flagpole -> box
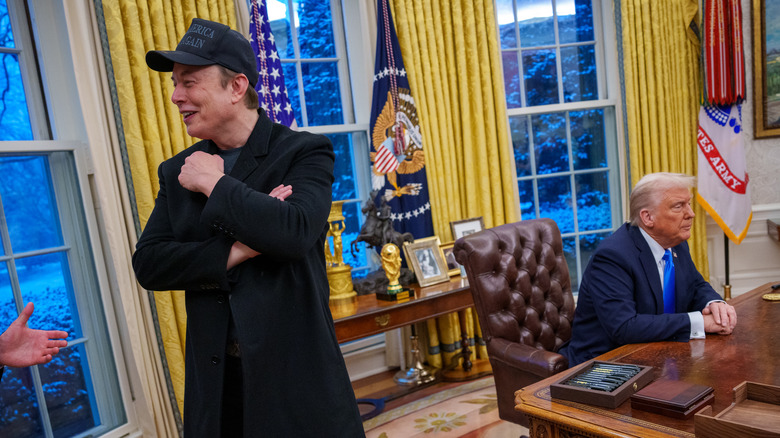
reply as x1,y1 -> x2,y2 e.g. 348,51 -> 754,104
723,233 -> 731,300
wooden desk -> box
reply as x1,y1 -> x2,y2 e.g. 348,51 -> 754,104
515,282 -> 780,438
330,277 -> 472,343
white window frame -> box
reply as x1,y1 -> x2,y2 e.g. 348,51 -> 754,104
500,0 -> 627,288
1,0 -> 141,436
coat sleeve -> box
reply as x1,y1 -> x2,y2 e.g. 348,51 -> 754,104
200,132 -> 335,260
132,159 -> 234,292
584,245 -> 692,345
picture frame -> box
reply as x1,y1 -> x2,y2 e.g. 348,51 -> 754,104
753,0 -> 780,138
450,216 -> 485,240
403,236 -> 450,287
439,241 -> 462,277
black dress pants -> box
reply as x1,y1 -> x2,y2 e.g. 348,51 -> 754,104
220,354 -> 244,437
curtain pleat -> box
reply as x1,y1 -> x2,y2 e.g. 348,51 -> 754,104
620,0 -> 709,275
102,0 -> 237,418
63,1 -> 179,435
391,0 -> 516,368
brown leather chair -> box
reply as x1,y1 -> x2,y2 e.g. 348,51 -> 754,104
454,218 -> 575,426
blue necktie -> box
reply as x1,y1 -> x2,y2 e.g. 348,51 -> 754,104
662,249 -> 676,313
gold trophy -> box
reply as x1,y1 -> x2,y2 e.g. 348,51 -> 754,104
325,201 -> 357,302
376,243 -> 413,301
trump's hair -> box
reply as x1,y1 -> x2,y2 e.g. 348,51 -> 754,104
629,172 -> 695,226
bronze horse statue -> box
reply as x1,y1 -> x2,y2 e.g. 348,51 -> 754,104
350,194 -> 414,255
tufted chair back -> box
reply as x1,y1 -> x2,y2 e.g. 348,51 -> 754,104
454,218 -> 575,426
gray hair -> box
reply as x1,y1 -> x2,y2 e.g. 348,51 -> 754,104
629,172 -> 695,226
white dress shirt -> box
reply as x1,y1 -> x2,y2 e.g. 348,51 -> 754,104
639,228 -> 710,339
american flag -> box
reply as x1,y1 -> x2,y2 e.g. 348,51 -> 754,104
249,0 -> 296,127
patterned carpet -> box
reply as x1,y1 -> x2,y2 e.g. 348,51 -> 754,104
362,377 -> 529,437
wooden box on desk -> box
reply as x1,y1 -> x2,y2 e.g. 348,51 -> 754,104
549,361 -> 654,409
630,379 -> 714,419
695,381 -> 780,437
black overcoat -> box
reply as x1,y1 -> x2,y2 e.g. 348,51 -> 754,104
133,110 -> 364,437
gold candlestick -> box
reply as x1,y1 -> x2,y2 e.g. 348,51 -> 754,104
325,201 -> 356,302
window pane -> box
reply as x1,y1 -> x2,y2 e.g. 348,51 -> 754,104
570,109 -> 606,170
327,133 -> 357,201
16,253 -> 76,338
341,200 -> 368,275
518,179 -> 536,220
538,176 -> 573,233
281,63 -> 303,126
0,156 -> 63,252
502,51 -> 522,108
579,231 -> 610,272
523,49 -> 558,106
575,171 -> 611,231
43,343 -> 97,436
518,0 -> 555,47
563,235 -> 578,291
0,262 -> 13,326
0,366 -> 45,436
558,0 -> 594,44
1,0 -> 15,48
510,115 -> 531,176
0,53 -> 34,140
302,61 -> 343,125
532,112 -> 568,174
496,0 -> 517,49
266,0 -> 293,58
561,44 -> 597,102
295,0 -> 335,58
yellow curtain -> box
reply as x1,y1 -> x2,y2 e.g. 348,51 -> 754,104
390,0 -> 518,368
620,0 -> 709,276
102,0 -> 237,416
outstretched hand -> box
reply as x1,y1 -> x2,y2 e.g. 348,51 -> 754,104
0,303 -> 69,368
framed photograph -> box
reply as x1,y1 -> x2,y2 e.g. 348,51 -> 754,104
450,216 -> 485,240
403,237 -> 450,287
753,0 -> 780,138
439,241 -> 461,277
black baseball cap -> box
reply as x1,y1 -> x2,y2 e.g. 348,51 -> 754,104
146,18 -> 259,87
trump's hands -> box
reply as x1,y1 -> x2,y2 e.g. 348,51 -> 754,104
179,151 -> 225,196
702,301 -> 737,335
0,303 -> 68,368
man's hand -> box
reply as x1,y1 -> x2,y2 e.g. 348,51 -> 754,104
0,302 -> 68,368
702,301 -> 737,335
269,184 -> 292,201
179,151 -> 225,196
226,184 -> 293,269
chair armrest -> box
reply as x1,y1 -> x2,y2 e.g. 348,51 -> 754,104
488,337 -> 569,378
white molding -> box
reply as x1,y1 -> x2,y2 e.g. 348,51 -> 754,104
705,204 -> 780,298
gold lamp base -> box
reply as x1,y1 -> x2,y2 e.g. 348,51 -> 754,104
394,335 -> 437,386
327,264 -> 357,301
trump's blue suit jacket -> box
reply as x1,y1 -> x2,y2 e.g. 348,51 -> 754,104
560,223 -> 722,366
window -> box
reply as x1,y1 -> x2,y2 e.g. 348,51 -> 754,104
264,0 -> 374,277
0,1 -> 127,436
496,0 -> 622,291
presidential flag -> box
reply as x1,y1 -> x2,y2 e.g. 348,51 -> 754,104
249,0 -> 295,127
369,0 -> 433,239
696,104 -> 752,244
